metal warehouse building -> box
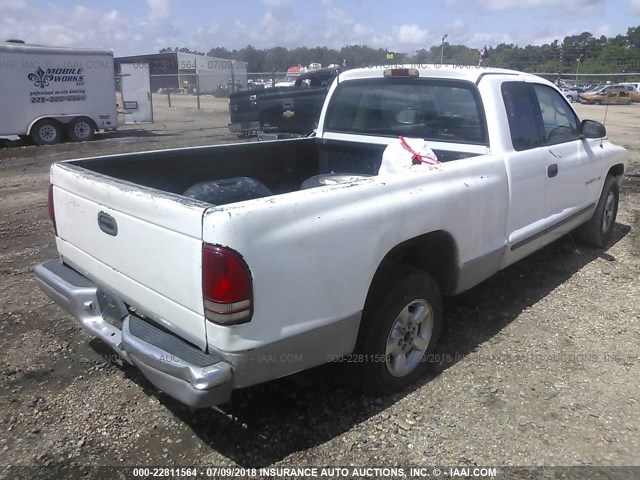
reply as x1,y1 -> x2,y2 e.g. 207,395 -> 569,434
115,52 -> 247,95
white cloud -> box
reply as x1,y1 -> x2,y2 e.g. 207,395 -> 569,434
443,19 -> 467,36
353,23 -> 373,36
467,32 -> 514,46
394,24 -> 429,45
594,24 -> 613,37
194,22 -> 221,39
327,7 -> 354,24
481,0 -> 550,9
208,5 -> 307,50
320,6 -> 378,48
0,0 -> 628,59
146,0 -> 171,20
262,0 -> 292,5
0,0 -> 25,10
0,1 -> 182,54
480,0 -> 604,14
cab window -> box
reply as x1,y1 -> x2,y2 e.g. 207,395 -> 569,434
501,82 -> 544,151
533,84 -> 580,145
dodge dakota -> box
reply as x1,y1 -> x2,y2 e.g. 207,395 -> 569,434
35,65 -> 627,408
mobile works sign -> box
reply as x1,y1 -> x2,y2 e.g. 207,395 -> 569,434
28,66 -> 85,88
27,67 -> 87,103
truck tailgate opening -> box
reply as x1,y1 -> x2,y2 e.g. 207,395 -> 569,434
51,163 -> 209,349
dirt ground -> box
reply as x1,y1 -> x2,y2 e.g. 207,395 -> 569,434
0,98 -> 638,479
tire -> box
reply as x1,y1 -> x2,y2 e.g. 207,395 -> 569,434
31,119 -> 62,145
67,117 -> 95,142
566,95 -> 573,103
353,265 -> 443,396
300,173 -> 373,190
574,175 -> 619,248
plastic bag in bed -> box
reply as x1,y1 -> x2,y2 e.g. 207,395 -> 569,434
378,136 -> 440,175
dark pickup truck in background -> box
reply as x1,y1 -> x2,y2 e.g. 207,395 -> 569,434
228,68 -> 340,137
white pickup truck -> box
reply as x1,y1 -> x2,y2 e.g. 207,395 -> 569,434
35,66 -> 627,408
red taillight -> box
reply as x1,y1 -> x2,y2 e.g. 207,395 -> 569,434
202,244 -> 252,325
48,184 -> 57,235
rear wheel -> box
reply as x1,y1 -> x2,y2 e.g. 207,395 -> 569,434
574,175 -> 619,248
67,117 -> 95,142
31,119 -> 62,145
354,265 -> 443,395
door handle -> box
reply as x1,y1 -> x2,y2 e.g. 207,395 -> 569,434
97,211 -> 118,236
548,164 -> 558,178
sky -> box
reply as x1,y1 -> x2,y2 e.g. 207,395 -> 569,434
1,0 -> 640,57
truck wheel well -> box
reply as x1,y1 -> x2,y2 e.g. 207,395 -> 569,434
367,231 -> 459,300
608,164 -> 624,178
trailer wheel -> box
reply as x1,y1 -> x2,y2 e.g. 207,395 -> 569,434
31,119 -> 62,146
67,117 -> 95,142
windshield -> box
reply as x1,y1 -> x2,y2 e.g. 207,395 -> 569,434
325,78 -> 488,145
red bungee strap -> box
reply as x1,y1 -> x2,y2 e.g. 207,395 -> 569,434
398,135 -> 440,164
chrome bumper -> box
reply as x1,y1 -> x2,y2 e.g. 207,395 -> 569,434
34,260 -> 233,408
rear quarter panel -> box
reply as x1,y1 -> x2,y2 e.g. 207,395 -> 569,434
203,155 -> 509,353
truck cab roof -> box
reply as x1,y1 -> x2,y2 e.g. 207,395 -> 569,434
337,65 -> 541,85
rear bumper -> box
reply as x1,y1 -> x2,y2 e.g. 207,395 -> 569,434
34,260 -> 232,408
228,121 -> 259,134
257,132 -> 306,142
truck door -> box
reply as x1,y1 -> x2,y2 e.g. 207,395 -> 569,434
531,84 -> 601,218
120,63 -> 153,124
501,80 -> 601,266
500,81 -> 548,262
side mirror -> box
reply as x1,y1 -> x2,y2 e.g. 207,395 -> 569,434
580,119 -> 606,139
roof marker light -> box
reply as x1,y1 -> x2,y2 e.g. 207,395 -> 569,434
384,68 -> 419,78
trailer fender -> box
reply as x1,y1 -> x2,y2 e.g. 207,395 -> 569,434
26,115 -> 87,135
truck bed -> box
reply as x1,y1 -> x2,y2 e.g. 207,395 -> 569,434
69,137 -> 479,203
51,137 -> 479,351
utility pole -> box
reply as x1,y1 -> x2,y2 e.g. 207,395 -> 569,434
576,54 -> 584,82
440,33 -> 448,65
231,59 -> 236,94
195,55 -> 200,110
557,43 -> 564,85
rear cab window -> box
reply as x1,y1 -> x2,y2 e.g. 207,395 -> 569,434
324,78 -> 488,146
501,82 -> 544,151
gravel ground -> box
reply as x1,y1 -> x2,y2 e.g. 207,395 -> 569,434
0,99 -> 638,479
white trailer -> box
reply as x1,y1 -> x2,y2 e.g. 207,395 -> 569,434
0,42 -> 117,145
